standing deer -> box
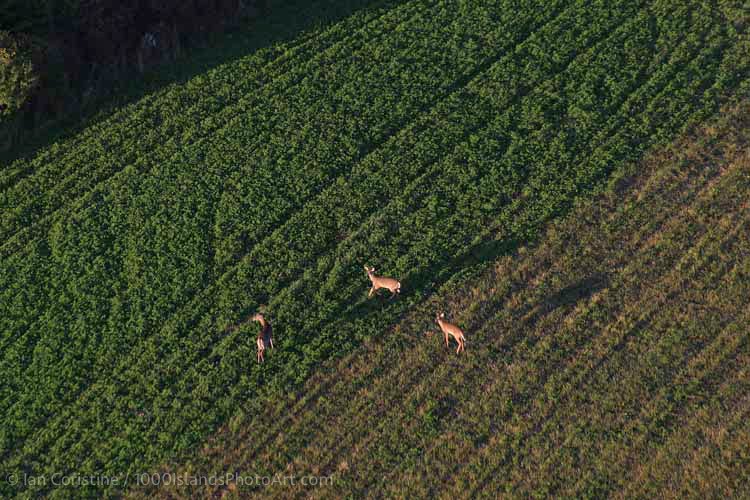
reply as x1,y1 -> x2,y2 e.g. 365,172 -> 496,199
436,312 -> 466,353
251,313 -> 273,363
364,265 -> 401,299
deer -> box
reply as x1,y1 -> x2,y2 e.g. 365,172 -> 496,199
364,265 -> 401,299
436,312 -> 466,354
251,313 -> 273,363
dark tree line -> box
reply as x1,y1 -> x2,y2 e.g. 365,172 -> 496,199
0,0 -> 267,151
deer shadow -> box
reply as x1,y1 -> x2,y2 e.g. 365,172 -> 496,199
544,273 -> 609,312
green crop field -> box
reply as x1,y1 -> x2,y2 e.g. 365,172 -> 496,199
1,0 -> 749,497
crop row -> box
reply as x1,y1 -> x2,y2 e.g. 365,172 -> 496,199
0,0 -> 568,376
388,120 -> 750,499
0,0 -> 578,359
480,222 -> 748,498
3,1 -> 750,497
0,0 -> 580,422
619,352 -> 750,499
140,99 -> 750,499
0,2 -> 590,455
296,130 -> 750,499
0,0 -> 434,249
0,0 -> 412,196
2,1 -> 588,492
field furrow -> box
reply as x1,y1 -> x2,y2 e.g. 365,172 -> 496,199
3,1 -> 749,497
130,94 -> 750,500
0,0 -> 588,424
0,0 -> 578,356
0,0 -> 631,445
0,0 -> 443,257
0,0 -> 424,234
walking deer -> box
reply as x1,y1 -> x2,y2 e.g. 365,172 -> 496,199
436,312 -> 466,353
364,265 -> 401,299
251,313 -> 273,363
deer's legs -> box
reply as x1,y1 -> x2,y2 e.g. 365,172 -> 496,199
270,338 -> 274,349
444,332 -> 450,348
368,287 -> 375,298
257,339 -> 265,362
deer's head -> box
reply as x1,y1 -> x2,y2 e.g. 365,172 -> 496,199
436,312 -> 445,323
